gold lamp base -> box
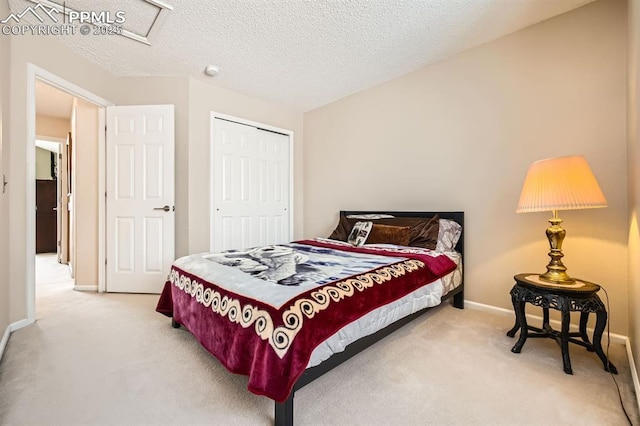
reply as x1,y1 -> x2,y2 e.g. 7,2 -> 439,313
538,211 -> 576,285
539,270 -> 575,284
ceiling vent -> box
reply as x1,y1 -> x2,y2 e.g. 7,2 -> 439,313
28,0 -> 172,45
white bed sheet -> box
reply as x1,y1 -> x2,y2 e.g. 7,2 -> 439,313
307,251 -> 462,367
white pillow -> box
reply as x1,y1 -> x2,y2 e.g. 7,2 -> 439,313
436,219 -> 462,252
346,214 -> 395,219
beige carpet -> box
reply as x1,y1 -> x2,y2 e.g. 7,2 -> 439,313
0,253 -> 638,425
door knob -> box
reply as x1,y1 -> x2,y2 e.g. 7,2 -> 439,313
153,205 -> 171,212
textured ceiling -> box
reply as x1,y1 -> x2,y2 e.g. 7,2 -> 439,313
10,0 -> 595,111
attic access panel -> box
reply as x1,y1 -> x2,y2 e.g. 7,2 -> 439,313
29,0 -> 172,45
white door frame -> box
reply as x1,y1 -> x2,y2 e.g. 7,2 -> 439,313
209,112 -> 294,252
26,64 -> 113,323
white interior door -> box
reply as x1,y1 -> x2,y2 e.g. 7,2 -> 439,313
106,105 -> 175,293
211,118 -> 290,252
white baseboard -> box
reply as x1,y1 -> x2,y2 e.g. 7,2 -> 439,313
10,318 -> 33,332
0,318 -> 33,363
465,300 -> 513,316
0,324 -> 9,362
623,337 -> 640,415
464,300 -> 627,345
74,285 -> 98,292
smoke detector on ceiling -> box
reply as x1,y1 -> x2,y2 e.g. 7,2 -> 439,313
204,65 -> 219,77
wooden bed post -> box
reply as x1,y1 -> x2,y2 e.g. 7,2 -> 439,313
274,393 -> 294,426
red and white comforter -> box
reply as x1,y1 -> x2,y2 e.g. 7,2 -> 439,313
156,238 -> 457,402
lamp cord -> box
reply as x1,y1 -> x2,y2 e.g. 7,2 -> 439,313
600,285 -> 633,425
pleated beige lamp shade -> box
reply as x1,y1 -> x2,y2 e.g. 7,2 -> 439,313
516,155 -> 607,284
517,156 -> 607,213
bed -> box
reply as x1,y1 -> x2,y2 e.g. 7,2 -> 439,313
156,210 -> 464,425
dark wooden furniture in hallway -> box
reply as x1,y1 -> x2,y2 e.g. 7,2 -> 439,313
36,179 -> 57,254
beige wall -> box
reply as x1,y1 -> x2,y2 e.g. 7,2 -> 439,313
72,100 -> 99,287
0,0 -> 10,339
36,114 -> 70,139
35,147 -> 53,180
628,0 -> 640,385
304,0 -> 629,334
35,115 -> 70,180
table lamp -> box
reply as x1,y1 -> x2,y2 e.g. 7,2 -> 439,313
516,155 -> 607,285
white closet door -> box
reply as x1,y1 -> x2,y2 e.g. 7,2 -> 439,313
211,118 -> 290,252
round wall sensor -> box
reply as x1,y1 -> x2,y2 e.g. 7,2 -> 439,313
204,65 -> 219,77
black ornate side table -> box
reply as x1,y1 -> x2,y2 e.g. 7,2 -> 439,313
507,273 -> 617,375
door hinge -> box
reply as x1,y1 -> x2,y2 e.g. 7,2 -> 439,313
2,174 -> 7,194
